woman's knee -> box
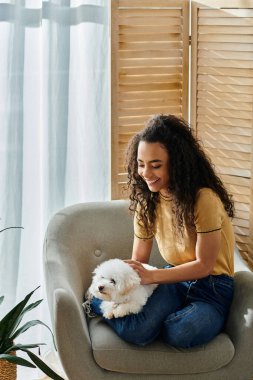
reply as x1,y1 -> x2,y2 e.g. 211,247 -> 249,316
162,306 -> 198,348
90,297 -> 103,316
162,319 -> 198,348
162,302 -> 224,348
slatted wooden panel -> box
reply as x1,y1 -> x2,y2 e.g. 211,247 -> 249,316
191,0 -> 253,269
111,0 -> 189,199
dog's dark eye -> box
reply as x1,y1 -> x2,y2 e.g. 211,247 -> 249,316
110,278 -> 116,285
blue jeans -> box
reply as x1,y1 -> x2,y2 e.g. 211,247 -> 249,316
91,272 -> 234,348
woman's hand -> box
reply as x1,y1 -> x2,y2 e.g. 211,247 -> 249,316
124,259 -> 155,285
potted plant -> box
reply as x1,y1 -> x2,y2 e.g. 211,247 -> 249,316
0,285 -> 65,380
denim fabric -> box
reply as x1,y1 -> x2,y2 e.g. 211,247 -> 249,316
90,270 -> 234,348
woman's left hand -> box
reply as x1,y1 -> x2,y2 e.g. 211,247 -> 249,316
124,260 -> 155,285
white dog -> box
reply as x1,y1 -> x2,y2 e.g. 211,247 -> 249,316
86,258 -> 158,319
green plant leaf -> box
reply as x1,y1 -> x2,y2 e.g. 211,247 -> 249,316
10,319 -> 57,350
21,299 -> 43,316
0,338 -> 13,353
10,320 -> 45,340
0,226 -> 24,234
8,300 -> 44,343
0,296 -> 4,305
0,286 -> 40,343
4,343 -> 46,354
0,353 -> 36,368
20,349 -> 65,380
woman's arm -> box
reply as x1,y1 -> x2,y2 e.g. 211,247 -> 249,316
127,230 -> 221,284
131,235 -> 153,263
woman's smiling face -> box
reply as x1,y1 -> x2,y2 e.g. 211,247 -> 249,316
137,141 -> 170,196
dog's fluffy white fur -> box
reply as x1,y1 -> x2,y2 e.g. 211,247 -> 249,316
86,258 -> 158,319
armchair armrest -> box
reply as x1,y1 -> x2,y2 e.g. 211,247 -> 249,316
224,271 -> 253,374
44,238 -> 103,380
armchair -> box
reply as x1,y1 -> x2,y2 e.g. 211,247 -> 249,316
44,200 -> 253,380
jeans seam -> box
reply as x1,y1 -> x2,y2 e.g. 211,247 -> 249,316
164,303 -> 195,323
210,275 -> 234,287
211,279 -> 234,300
185,279 -> 197,301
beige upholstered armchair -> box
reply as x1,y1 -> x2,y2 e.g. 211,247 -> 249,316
44,200 -> 253,380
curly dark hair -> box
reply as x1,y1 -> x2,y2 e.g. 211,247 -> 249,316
126,114 -> 234,236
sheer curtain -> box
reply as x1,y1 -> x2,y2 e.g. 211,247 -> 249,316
0,0 -> 109,367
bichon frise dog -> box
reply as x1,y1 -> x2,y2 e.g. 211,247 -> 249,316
86,258 -> 158,319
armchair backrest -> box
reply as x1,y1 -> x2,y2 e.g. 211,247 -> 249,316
44,200 -> 166,302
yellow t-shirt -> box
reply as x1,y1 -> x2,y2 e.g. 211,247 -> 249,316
134,188 -> 235,276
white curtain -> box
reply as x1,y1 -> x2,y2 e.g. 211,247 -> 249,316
0,0 -> 109,366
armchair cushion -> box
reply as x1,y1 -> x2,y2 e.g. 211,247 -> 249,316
89,318 -> 234,375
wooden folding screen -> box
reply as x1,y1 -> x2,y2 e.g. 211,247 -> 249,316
111,0 -> 189,199
191,0 -> 253,269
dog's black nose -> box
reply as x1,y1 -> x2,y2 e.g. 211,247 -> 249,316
98,286 -> 104,292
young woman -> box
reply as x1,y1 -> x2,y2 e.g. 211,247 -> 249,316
91,114 -> 235,348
